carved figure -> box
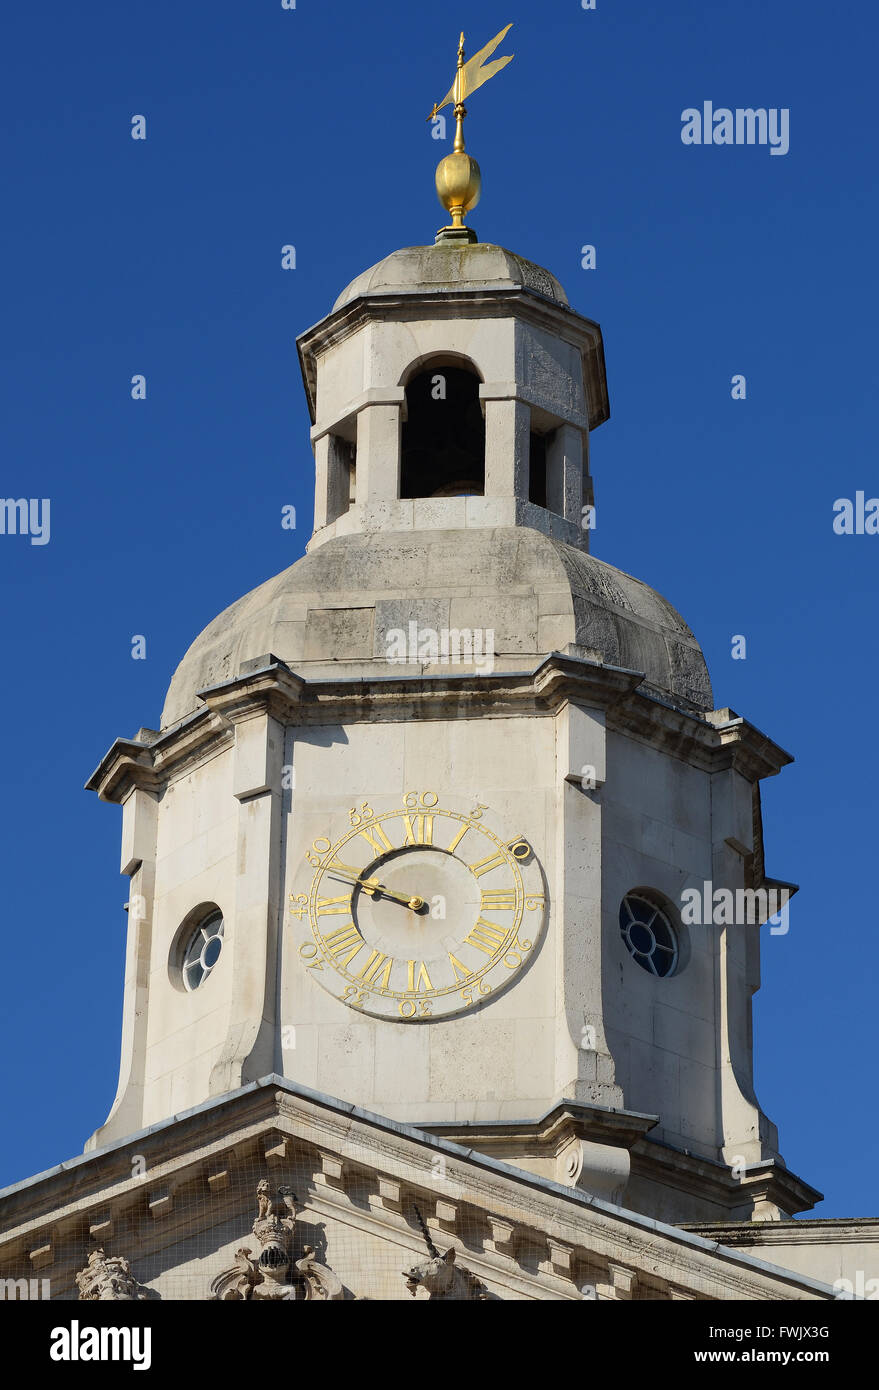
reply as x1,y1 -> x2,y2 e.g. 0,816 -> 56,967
211,1180 -> 344,1301
76,1248 -> 157,1302
403,1207 -> 490,1300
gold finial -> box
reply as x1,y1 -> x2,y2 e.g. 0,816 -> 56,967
427,24 -> 514,243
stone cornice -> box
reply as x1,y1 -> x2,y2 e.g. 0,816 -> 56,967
296,286 -> 610,431
85,656 -> 794,804
686,1219 -> 879,1247
420,1098 -> 659,1158
84,711 -> 234,803
0,1076 -> 833,1301
609,697 -> 793,781
422,1107 -> 821,1221
631,1141 -> 823,1220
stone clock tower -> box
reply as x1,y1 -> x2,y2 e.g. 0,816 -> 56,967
6,37 -> 873,1304
83,227 -> 818,1229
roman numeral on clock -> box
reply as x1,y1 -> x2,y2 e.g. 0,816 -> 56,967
446,822 -> 469,854
358,823 -> 394,857
357,949 -> 393,989
469,850 -> 507,879
315,894 -> 352,915
402,813 -> 434,846
322,923 -> 364,968
406,960 -> 433,993
448,953 -> 473,983
462,918 -> 510,956
480,889 -> 517,912
329,859 -> 366,879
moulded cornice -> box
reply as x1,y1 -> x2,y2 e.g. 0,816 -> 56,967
296,286 -> 610,431
0,1076 -> 833,1302
85,655 -> 793,805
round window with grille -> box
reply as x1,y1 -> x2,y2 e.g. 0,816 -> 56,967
181,910 -> 225,992
619,893 -> 678,977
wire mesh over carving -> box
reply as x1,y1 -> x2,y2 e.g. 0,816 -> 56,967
403,1205 -> 491,1300
210,1180 -> 344,1301
75,1249 -> 158,1302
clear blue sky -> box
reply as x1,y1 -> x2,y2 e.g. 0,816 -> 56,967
1,0 -> 875,1218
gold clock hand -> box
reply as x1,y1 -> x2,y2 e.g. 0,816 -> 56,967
326,870 -> 377,897
361,877 -> 427,911
327,870 -> 425,912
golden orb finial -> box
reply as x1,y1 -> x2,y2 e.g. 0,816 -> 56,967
427,24 -> 514,244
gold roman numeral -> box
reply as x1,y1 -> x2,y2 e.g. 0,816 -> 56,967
446,822 -> 469,854
463,918 -> 510,956
359,823 -> 394,857
328,859 -> 366,879
357,950 -> 394,989
448,953 -> 473,983
469,851 -> 507,879
316,894 -> 352,915
406,960 -> 433,993
402,813 -> 434,846
322,923 -> 364,968
480,889 -> 517,912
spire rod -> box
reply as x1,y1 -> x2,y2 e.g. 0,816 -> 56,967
427,24 -> 515,244
453,32 -> 466,153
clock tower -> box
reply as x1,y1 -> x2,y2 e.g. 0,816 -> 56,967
84,35 -> 818,1224
85,224 -> 818,1227
13,27 -> 879,1309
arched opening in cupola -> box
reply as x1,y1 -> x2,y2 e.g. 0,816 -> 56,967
400,362 -> 485,498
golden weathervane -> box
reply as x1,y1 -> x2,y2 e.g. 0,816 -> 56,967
427,24 -> 514,241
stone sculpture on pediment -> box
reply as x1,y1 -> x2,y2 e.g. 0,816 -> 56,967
403,1207 -> 493,1301
211,1180 -> 345,1301
76,1248 -> 159,1302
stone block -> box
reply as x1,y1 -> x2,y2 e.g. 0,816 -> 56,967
413,497 -> 467,531
233,715 -> 283,801
120,789 -> 158,878
303,606 -> 375,661
373,598 -> 451,668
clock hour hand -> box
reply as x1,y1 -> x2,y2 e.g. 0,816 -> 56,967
327,870 -> 425,912
369,880 -> 426,911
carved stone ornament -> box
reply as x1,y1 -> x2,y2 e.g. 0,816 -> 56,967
295,1247 -> 344,1301
76,1248 -> 158,1302
403,1207 -> 492,1301
211,1180 -> 344,1301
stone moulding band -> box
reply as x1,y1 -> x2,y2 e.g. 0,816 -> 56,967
296,286 -> 610,432
85,652 -> 793,806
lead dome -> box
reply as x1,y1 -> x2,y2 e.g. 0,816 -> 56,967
333,242 -> 570,311
161,529 -> 711,729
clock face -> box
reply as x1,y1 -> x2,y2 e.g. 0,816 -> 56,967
289,793 -> 546,1021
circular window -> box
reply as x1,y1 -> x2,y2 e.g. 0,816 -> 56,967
619,893 -> 678,977
181,910 -> 225,991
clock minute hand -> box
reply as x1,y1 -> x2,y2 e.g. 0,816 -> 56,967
326,870 -> 378,897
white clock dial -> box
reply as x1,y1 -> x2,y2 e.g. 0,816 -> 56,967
289,793 -> 547,1021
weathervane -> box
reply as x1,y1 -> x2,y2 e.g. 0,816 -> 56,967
427,24 -> 514,243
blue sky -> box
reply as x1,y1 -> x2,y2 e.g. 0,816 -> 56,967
0,0 -> 875,1218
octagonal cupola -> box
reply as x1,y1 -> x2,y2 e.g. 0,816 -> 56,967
298,239 -> 609,552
